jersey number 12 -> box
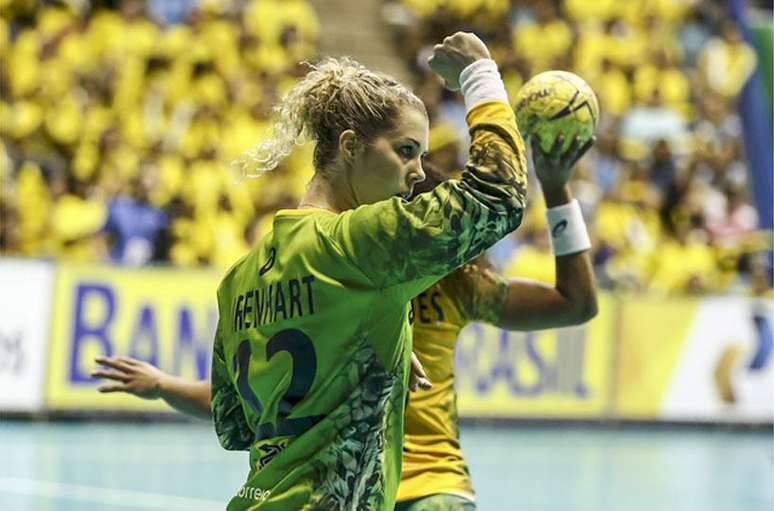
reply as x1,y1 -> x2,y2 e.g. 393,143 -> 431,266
233,329 -> 324,441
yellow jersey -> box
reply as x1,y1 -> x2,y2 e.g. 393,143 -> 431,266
398,261 -> 508,503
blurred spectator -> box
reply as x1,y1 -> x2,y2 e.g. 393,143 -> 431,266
678,8 -> 715,66
594,165 -> 662,290
147,0 -> 199,25
50,174 -> 109,263
503,224 -> 555,285
698,21 -> 757,98
706,186 -> 759,247
103,173 -> 169,266
584,130 -> 623,194
649,139 -> 677,192
648,220 -> 718,295
618,89 -> 690,159
693,92 -> 744,149
633,49 -> 690,117
512,0 -> 572,74
593,58 -> 631,118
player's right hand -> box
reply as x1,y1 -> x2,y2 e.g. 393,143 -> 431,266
531,135 -> 595,191
92,356 -> 166,400
428,32 -> 491,91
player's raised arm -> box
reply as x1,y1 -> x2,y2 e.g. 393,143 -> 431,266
457,135 -> 598,331
329,33 -> 528,295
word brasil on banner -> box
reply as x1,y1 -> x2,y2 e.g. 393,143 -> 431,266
454,297 -> 613,419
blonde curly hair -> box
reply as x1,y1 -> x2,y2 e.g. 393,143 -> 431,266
234,57 -> 426,177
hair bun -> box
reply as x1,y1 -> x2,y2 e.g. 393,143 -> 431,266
233,56 -> 423,178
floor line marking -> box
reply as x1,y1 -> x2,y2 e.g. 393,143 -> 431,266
0,477 -> 225,510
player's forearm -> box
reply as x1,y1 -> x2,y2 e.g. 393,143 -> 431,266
157,377 -> 212,420
462,63 -> 528,216
553,249 -> 598,323
543,184 -> 597,323
542,183 -> 572,209
496,185 -> 597,330
497,262 -> 596,331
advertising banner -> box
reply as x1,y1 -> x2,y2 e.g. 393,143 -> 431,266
454,294 -> 615,418
45,263 -> 221,411
0,259 -> 54,412
38,261 -> 774,423
615,295 -> 774,422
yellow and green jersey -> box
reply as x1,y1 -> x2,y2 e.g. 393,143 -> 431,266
399,261 -> 508,504
210,101 -> 527,510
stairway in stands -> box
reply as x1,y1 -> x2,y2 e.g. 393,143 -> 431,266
309,0 -> 412,84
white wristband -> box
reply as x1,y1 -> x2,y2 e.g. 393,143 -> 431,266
545,199 -> 591,256
459,59 -> 509,113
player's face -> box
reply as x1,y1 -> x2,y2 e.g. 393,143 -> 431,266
351,106 -> 429,205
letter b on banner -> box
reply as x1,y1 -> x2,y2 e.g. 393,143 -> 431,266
48,263 -> 223,411
70,284 -> 115,383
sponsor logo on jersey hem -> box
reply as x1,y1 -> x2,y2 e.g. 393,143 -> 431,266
237,485 -> 272,501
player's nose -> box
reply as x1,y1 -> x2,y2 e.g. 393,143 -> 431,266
407,160 -> 426,187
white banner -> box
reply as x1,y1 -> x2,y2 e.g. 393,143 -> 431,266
0,259 -> 54,412
662,297 -> 774,422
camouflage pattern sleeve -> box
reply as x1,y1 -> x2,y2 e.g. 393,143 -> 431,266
210,314 -> 253,451
328,100 -> 528,296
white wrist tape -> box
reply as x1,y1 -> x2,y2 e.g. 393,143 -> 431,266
545,199 -> 591,256
459,59 -> 509,113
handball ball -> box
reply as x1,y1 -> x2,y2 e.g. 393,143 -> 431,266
514,70 -> 599,153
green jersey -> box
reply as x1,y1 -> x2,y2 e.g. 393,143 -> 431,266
210,100 -> 528,510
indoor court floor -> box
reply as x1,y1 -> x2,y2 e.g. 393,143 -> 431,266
0,421 -> 771,510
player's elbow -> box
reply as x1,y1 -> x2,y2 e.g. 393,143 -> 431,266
583,300 -> 599,323
564,295 -> 598,325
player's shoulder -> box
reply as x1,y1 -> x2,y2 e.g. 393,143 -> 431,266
216,247 -> 258,300
216,224 -> 283,297
273,207 -> 341,244
438,256 -> 506,324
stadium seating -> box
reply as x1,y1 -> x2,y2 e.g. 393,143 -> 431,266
1,0 -> 318,267
1,0 -> 768,295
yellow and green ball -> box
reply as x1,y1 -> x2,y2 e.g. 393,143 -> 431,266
514,70 -> 599,153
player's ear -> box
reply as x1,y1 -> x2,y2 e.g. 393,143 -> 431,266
338,130 -> 359,162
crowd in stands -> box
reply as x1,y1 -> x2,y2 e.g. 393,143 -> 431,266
384,0 -> 769,295
2,0 -> 319,267
1,0 -> 769,295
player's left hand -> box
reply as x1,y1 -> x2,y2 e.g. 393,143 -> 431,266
428,31 -> 491,91
409,352 -> 432,392
92,356 -> 166,399
531,135 -> 595,191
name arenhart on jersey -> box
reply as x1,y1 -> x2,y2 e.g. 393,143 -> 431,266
232,275 -> 316,333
